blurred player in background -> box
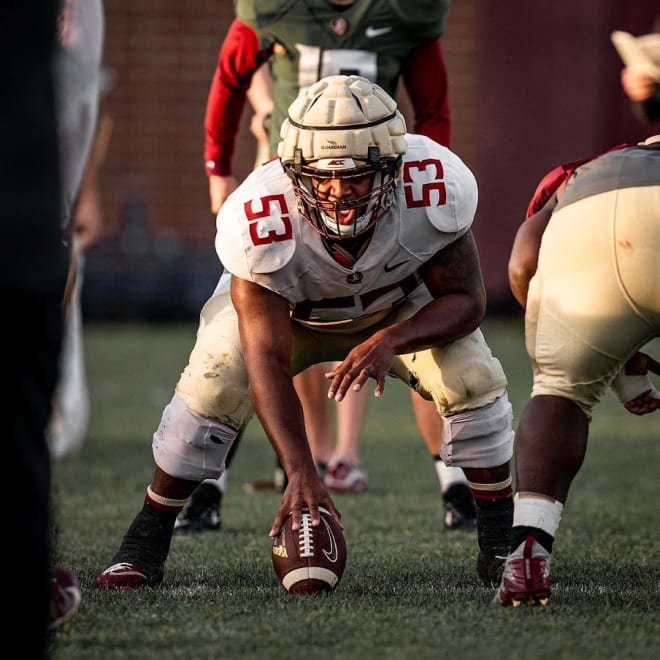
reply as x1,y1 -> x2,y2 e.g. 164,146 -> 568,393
621,66 -> 660,121
618,17 -> 660,122
48,0 -> 107,631
176,0 -> 477,536
48,109 -> 112,461
495,136 -> 660,607
96,75 -> 515,592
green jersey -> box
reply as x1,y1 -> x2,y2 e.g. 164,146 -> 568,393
235,0 -> 449,154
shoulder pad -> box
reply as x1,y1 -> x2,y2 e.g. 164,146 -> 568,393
401,135 -> 477,235
216,163 -> 296,278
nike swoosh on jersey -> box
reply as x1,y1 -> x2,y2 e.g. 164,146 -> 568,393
365,25 -> 392,38
384,260 -> 407,272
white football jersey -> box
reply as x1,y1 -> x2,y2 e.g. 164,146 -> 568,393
216,134 -> 477,328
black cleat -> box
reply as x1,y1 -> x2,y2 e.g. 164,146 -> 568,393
443,483 -> 477,530
173,483 -> 222,535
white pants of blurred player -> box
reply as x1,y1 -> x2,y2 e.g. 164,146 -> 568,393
47,256 -> 90,460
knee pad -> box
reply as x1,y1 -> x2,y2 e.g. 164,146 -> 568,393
152,394 -> 241,481
399,330 -> 508,414
440,392 -> 514,468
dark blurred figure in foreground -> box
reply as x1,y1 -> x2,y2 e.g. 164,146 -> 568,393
1,0 -> 68,656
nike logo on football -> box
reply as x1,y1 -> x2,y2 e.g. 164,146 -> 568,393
365,25 -> 392,38
384,260 -> 406,272
321,517 -> 339,563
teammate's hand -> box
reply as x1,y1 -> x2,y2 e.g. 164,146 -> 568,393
208,174 -> 238,215
621,68 -> 657,102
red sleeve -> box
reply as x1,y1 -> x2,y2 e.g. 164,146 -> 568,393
401,39 -> 450,147
525,144 -> 631,217
525,163 -> 578,218
204,19 -> 269,176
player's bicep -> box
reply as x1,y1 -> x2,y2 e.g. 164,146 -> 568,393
420,230 -> 485,302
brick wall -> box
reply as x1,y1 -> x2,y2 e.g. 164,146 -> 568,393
101,1 -> 234,244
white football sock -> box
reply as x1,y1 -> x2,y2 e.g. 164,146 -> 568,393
513,492 -> 563,537
434,458 -> 468,494
202,471 -> 228,494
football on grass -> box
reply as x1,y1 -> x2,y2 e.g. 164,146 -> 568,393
271,506 -> 347,594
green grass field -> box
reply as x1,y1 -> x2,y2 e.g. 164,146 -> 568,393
50,319 -> 660,659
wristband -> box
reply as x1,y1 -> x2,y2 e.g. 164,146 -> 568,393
610,371 -> 659,404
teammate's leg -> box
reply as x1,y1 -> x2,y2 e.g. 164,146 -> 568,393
324,375 -> 369,494
410,391 -> 476,529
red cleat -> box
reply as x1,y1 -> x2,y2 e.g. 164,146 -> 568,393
49,567 -> 81,629
96,562 -> 152,590
493,536 -> 552,607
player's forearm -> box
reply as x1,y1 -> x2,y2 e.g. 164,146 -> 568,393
376,292 -> 484,355
248,357 -> 315,475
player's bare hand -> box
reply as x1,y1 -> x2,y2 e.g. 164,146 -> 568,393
208,174 -> 238,215
624,389 -> 660,415
621,68 -> 657,102
72,182 -> 103,251
268,469 -> 342,538
325,334 -> 395,401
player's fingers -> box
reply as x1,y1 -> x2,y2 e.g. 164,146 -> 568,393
326,373 -> 342,400
328,369 -> 355,401
373,374 -> 386,398
287,498 -> 309,531
306,503 -> 321,527
269,510 -> 286,538
351,368 -> 370,392
625,390 -> 660,415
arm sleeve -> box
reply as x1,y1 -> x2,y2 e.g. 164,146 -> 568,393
524,144 -> 631,217
203,19 -> 269,176
401,39 -> 451,147
525,165 -> 574,218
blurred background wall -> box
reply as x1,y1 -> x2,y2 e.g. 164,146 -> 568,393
83,0 -> 659,320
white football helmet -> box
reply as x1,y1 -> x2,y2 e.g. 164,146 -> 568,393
278,75 -> 407,238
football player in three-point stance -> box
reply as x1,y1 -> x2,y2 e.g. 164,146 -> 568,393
97,75 -> 514,590
181,0 -> 477,535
